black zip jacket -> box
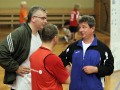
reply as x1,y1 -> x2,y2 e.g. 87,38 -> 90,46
59,37 -> 114,77
0,23 -> 41,84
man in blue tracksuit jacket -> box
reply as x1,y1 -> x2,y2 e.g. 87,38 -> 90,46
59,15 -> 114,90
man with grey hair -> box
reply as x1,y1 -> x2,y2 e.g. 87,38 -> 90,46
59,15 -> 114,90
30,24 -> 70,90
0,6 -> 47,90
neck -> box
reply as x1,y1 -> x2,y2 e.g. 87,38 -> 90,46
28,23 -> 38,36
83,36 -> 94,44
42,42 -> 54,51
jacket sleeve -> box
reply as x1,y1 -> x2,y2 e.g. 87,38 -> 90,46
59,42 -> 77,67
0,31 -> 20,72
59,47 -> 71,67
97,45 -> 114,77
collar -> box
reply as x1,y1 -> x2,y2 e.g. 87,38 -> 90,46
40,46 -> 51,51
24,23 -> 41,37
77,34 -> 98,47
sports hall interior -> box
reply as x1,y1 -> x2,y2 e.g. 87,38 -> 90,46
0,0 -> 120,90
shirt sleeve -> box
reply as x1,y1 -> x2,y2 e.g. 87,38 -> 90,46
45,54 -> 69,83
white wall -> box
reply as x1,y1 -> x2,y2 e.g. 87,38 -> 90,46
111,0 -> 120,71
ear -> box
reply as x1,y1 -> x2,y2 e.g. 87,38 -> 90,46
53,35 -> 58,43
31,16 -> 36,22
54,35 -> 57,41
91,26 -> 95,32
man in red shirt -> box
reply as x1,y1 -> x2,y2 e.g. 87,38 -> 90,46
30,24 -> 70,90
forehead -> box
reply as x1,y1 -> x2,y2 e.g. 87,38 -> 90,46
33,10 -> 47,16
79,22 -> 89,26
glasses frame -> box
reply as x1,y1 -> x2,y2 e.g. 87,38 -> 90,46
33,16 -> 47,20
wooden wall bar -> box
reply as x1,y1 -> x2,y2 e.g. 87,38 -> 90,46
0,8 -> 95,27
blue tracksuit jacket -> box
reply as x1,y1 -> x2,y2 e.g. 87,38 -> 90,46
59,35 -> 114,90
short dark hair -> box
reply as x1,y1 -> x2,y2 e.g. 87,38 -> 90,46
79,15 -> 96,28
41,24 -> 58,42
27,6 -> 46,23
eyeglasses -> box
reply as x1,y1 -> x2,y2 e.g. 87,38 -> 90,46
33,16 -> 47,20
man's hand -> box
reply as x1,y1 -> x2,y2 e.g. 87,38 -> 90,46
82,66 -> 98,74
65,65 -> 72,74
16,66 -> 30,77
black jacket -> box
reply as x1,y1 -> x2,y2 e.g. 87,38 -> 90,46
0,23 -> 41,84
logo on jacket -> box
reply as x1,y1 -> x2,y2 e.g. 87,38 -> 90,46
75,51 -> 80,53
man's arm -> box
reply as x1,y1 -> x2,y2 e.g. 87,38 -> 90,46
63,75 -> 70,84
0,33 -> 19,72
97,45 -> 114,77
65,65 -> 72,74
59,49 -> 71,67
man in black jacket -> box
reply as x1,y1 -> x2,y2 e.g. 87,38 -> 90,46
0,6 -> 47,90
59,15 -> 114,90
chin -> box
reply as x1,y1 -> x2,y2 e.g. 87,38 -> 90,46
39,27 -> 43,30
81,35 -> 84,38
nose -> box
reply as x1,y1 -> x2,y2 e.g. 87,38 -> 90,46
79,27 -> 83,32
44,19 -> 47,24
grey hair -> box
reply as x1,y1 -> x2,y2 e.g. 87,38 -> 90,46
79,15 -> 96,28
27,6 -> 47,23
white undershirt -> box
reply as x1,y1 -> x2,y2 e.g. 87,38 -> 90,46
82,41 -> 91,57
10,33 -> 42,90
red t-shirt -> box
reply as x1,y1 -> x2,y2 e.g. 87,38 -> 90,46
30,46 -> 69,90
70,10 -> 79,26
